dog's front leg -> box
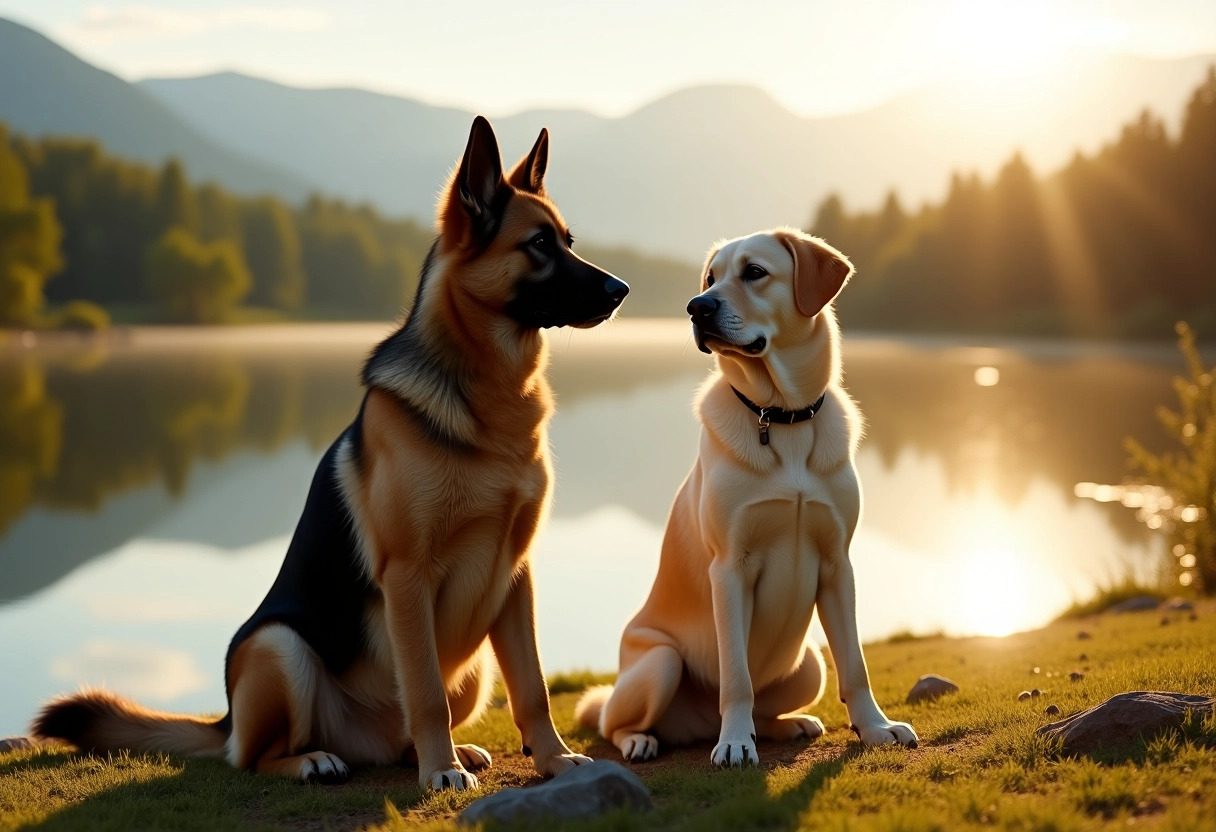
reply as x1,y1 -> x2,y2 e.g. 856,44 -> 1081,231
380,560 -> 477,791
708,557 -> 758,767
817,555 -> 918,748
490,560 -> 592,778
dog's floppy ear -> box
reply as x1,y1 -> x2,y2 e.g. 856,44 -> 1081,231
776,228 -> 854,318
440,116 -> 505,239
507,128 -> 548,195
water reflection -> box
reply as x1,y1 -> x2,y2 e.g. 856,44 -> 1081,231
0,322 -> 1182,734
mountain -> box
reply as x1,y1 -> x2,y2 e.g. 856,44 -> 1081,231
140,55 -> 1216,259
0,17 -> 310,200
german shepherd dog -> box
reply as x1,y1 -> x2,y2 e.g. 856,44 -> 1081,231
33,117 -> 629,791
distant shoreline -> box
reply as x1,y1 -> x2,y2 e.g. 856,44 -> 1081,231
2,319 -> 1208,363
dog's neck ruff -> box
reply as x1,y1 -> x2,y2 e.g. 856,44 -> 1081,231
731,386 -> 827,446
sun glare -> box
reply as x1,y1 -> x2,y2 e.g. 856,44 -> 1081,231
945,498 -> 1040,638
939,0 -> 1128,85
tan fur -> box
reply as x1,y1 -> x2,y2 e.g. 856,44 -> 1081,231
578,228 -> 918,766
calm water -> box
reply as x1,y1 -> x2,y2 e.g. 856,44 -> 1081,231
0,320 -> 1181,735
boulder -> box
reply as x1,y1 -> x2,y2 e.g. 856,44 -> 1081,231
0,737 -> 38,753
1037,691 -> 1216,754
459,761 -> 651,827
1107,596 -> 1161,614
906,674 -> 959,704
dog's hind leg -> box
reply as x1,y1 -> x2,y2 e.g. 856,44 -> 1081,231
599,630 -> 684,763
752,645 -> 827,741
226,623 -> 351,784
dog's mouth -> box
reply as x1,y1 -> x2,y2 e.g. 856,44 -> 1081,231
570,310 -> 616,329
693,324 -> 767,356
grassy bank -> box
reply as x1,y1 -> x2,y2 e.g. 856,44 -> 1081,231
3,604 -> 1214,831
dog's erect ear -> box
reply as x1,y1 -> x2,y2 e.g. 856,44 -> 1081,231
507,128 -> 548,194
776,229 -> 854,317
456,116 -> 504,220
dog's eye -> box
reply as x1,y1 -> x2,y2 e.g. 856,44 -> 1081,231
705,273 -> 715,287
530,233 -> 550,250
744,264 -> 768,281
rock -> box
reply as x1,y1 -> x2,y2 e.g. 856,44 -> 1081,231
1108,596 -> 1161,614
1160,617 -> 1171,626
1078,631 -> 1092,640
459,761 -> 651,826
1037,691 -> 1216,755
1079,654 -> 1089,662
1164,598 -> 1194,612
1045,704 -> 1061,716
906,674 -> 960,704
1070,672 -> 1085,682
1190,612 -> 1199,621
1031,689 -> 1042,697
0,737 -> 37,753
1018,691 -> 1032,701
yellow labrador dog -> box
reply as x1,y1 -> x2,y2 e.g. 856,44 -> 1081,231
576,227 -> 917,766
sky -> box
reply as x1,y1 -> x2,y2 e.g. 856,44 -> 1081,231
2,0 -> 1215,117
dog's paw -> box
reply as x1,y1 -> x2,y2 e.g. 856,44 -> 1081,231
854,720 -> 918,748
455,743 -> 492,771
425,766 -> 479,791
298,751 -> 350,784
618,733 -> 659,763
788,714 -> 826,739
711,737 -> 759,768
534,752 -> 593,778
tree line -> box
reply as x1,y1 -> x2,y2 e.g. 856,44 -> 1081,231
814,67 -> 1216,339
1,125 -> 437,325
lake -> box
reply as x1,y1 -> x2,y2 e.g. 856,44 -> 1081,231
0,320 -> 1182,735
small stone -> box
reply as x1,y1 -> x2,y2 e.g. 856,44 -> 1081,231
1018,691 -> 1032,701
906,674 -> 960,704
1045,704 -> 1061,716
1190,612 -> 1199,622
1070,672 -> 1085,682
1160,617 -> 1171,626
1032,666 -> 1041,674
1108,595 -> 1161,614
1031,689 -> 1042,697
0,737 -> 38,753
1079,654 -> 1089,662
1078,631 -> 1092,640
1037,691 -> 1216,755
459,761 -> 651,826
1163,598 -> 1194,612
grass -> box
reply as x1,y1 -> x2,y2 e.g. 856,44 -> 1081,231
1054,578 -> 1171,620
3,605 -> 1215,831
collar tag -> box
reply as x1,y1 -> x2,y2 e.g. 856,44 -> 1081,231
758,409 -> 772,446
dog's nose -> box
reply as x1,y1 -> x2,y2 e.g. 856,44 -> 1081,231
687,295 -> 719,319
604,276 -> 629,304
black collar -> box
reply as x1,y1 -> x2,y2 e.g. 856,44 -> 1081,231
731,386 -> 827,446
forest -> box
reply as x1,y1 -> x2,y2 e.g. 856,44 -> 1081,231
1,67 -> 1213,335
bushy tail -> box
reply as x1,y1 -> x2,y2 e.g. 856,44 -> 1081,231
574,684 -> 614,733
32,689 -> 228,758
